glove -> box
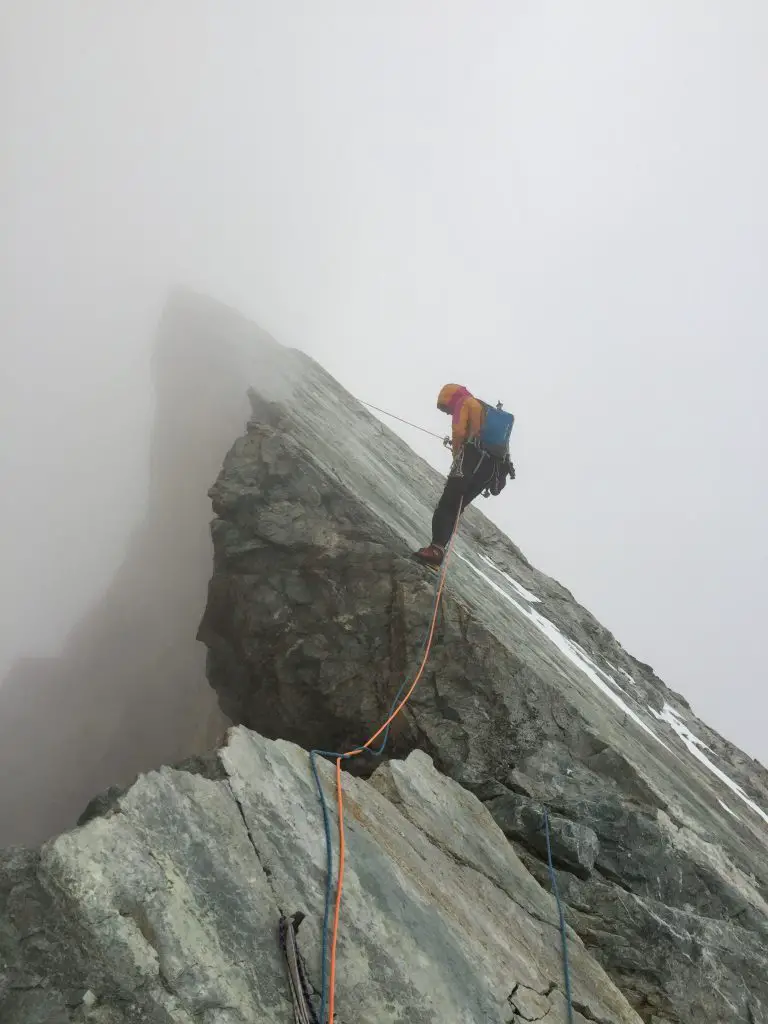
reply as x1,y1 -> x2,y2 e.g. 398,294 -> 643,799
508,460 -> 516,480
443,436 -> 453,450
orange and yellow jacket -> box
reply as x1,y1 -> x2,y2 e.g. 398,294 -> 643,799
437,384 -> 485,456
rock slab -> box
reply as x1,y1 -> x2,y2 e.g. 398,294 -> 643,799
0,727 -> 641,1024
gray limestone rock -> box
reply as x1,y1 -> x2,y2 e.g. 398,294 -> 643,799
0,728 -> 641,1024
485,791 -> 599,878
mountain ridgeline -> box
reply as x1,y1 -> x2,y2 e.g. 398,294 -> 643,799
1,292 -> 766,1024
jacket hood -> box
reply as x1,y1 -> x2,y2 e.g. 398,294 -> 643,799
437,384 -> 473,418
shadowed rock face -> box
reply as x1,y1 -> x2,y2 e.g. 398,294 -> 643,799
0,291 -> 296,845
194,304 -> 768,1023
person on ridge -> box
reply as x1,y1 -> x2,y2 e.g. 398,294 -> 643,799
412,384 -> 515,569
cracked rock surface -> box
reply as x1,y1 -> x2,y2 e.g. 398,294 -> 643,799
0,727 -> 639,1024
485,792 -> 599,878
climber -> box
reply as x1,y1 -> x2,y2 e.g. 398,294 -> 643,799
412,384 -> 515,568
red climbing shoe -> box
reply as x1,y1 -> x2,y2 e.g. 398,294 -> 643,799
412,543 -> 445,569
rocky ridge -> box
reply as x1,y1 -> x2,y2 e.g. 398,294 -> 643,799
1,294 -> 766,1024
1,727 -> 641,1024
197,303 -> 768,1022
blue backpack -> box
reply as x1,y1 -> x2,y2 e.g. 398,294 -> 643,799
478,400 -> 515,459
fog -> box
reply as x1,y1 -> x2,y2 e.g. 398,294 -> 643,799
2,0 -> 766,836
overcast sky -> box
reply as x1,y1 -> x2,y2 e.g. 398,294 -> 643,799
2,2 -> 766,765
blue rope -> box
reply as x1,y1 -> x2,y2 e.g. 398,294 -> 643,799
543,808 -> 574,1024
309,567 -> 443,1023
309,746 -> 345,1024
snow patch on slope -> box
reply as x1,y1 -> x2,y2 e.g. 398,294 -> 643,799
649,703 -> 768,827
718,800 -> 740,821
619,667 -> 638,688
463,554 -> 768,831
460,555 -> 664,745
478,555 -> 541,603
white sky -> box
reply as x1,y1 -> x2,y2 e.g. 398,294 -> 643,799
2,2 -> 766,764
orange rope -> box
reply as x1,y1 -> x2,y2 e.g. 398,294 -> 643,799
326,511 -> 461,1023
329,756 -> 345,1022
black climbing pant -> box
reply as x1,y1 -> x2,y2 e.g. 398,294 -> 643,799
431,442 -> 501,548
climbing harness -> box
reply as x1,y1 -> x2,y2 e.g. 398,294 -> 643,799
543,809 -> 574,1024
450,437 -> 512,499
